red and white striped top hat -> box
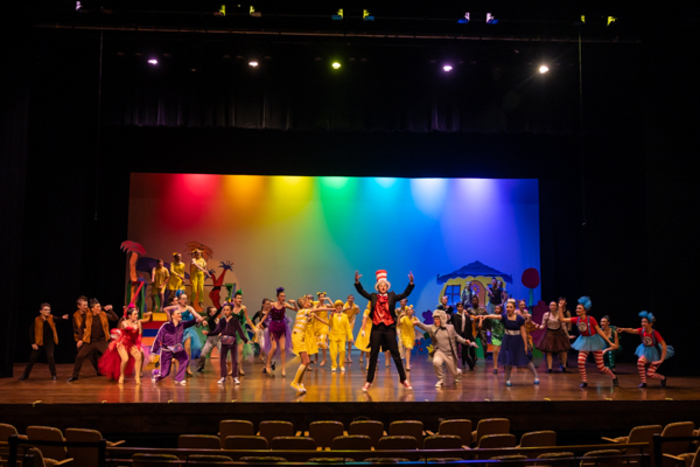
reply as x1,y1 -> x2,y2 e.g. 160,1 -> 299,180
374,270 -> 391,291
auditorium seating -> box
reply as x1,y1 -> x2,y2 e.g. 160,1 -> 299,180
257,422 -> 295,445
331,435 -> 372,451
219,420 -> 255,449
307,421 -> 345,450
177,434 -> 221,449
388,421 -> 425,445
26,426 -> 68,462
519,431 -> 557,448
472,418 -> 511,447
223,436 -> 268,450
64,428 -> 124,467
426,419 -> 472,447
348,420 -> 385,448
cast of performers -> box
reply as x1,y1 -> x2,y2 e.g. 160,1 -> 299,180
533,301 -> 572,373
329,300 -> 354,371
343,295 -> 360,363
558,296 -> 619,388
397,301 -> 416,370
354,269 -> 414,392
72,295 -> 99,375
151,307 -> 203,384
617,311 -> 674,388
195,306 -> 222,372
468,295 -> 488,363
163,294 -> 206,376
599,315 -> 622,373
98,306 -> 153,384
18,303 -> 69,381
451,302 -> 475,371
479,299 -> 539,386
167,252 -> 186,303
486,278 -> 505,314
479,305 -> 504,374
68,299 -> 119,382
259,287 -> 296,377
290,297 -> 331,393
190,249 -> 211,309
151,259 -> 170,312
229,291 -> 256,376
312,292 -> 333,367
205,301 -> 250,384
414,310 -> 471,386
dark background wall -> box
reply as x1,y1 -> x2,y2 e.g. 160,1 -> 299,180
2,13 -> 698,377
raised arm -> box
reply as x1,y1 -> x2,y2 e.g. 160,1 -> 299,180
354,271 -> 373,301
104,306 -> 120,321
394,272 -> 415,301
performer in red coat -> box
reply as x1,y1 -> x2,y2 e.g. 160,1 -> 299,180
354,269 -> 414,392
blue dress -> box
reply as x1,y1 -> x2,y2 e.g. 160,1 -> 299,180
634,329 -> 675,361
181,309 -> 203,359
571,316 -> 606,352
497,313 -> 530,367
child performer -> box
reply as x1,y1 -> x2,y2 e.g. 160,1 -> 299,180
479,305 -> 504,374
518,300 -> 538,362
479,299 -> 539,386
150,259 -> 170,312
344,295 -> 360,363
251,298 -> 272,367
558,296 -> 619,388
259,287 -> 296,376
290,297 -> 331,393
329,300 -> 354,371
533,301 -> 571,373
163,294 -> 206,376
167,252 -> 186,304
599,315 -> 622,373
190,249 -> 211,310
230,290 -> 256,376
99,306 -> 152,384
207,301 -> 249,384
413,309 -> 471,386
618,311 -> 674,388
195,306 -> 221,372
18,303 -> 69,381
398,304 -> 417,371
313,292 -> 332,367
151,308 -> 203,385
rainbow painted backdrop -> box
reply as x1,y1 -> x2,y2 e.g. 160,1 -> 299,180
128,174 -> 540,332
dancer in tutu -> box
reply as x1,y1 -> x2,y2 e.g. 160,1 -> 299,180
163,293 -> 206,376
290,296 -> 332,393
98,306 -> 152,384
195,306 -> 222,372
533,301 -> 572,373
479,299 -> 539,386
151,308 -> 203,385
329,300 -> 354,371
344,295 -> 360,363
558,296 -> 619,388
207,301 -> 249,385
354,269 -> 414,391
259,287 -> 296,377
599,315 -> 622,373
618,311 -> 674,388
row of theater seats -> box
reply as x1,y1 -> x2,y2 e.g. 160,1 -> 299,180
1,419 -> 698,467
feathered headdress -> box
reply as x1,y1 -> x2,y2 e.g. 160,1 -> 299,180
578,296 -> 592,311
639,310 -> 656,322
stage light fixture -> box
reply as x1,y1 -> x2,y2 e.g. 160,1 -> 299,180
249,61 -> 259,67
332,9 -> 343,20
486,12 -> 499,24
148,59 -> 158,65
539,65 -> 549,74
443,65 -> 453,72
363,9 -> 375,21
607,16 -> 617,26
332,62 -> 342,70
457,12 -> 470,24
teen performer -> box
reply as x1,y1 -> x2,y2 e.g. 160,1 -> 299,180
230,290 -> 256,376
452,302 -> 475,371
599,315 -> 622,373
290,297 -> 331,393
190,249 -> 211,309
479,299 -> 539,386
344,295 -> 360,363
259,287 -> 296,376
396,299 -> 411,364
151,308 -> 203,385
98,306 -> 152,384
206,301 -> 249,384
468,295 -> 489,363
329,300 -> 354,371
150,259 -> 170,312
618,311 -> 674,388
312,292 -> 332,367
68,299 -> 119,382
354,269 -> 414,392
436,295 -> 454,322
164,294 -> 206,376
479,305 -> 504,374
195,306 -> 221,372
18,303 -> 69,381
486,278 -> 504,314
533,301 -> 571,373
167,252 -> 186,304
72,295 -> 99,375
414,310 -> 471,386
251,298 -> 272,367
558,297 -> 619,388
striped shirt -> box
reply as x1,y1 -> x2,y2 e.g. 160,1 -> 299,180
293,308 -> 312,334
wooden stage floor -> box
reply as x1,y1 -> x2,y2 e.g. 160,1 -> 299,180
2,354 -> 699,442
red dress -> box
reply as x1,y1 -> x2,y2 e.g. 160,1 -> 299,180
98,326 -> 141,380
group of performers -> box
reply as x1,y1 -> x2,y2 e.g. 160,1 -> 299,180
18,268 -> 674,392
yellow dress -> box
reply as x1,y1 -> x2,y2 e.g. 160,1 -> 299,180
343,302 -> 360,340
168,262 -> 186,292
152,267 -> 169,295
398,315 -> 416,350
313,309 -> 330,350
190,257 -> 207,303
354,307 -> 372,352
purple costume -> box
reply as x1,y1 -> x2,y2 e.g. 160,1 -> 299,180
263,305 -> 292,354
208,316 -> 249,378
151,318 -> 197,383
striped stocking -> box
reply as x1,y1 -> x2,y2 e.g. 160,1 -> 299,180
578,351 -> 589,382
592,351 -> 614,378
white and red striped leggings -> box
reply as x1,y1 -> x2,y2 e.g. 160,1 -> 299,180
577,350 -> 614,382
637,356 -> 665,382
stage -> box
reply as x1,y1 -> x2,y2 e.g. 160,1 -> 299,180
2,355 -> 699,445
